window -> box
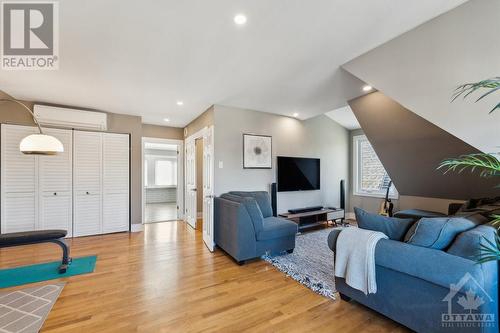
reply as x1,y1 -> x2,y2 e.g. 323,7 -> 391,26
154,159 -> 177,186
353,135 -> 398,199
144,160 -> 148,187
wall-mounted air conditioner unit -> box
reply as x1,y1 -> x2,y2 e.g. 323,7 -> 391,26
34,105 -> 107,131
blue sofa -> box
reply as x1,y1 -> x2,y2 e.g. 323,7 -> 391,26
214,191 -> 298,264
328,212 -> 499,333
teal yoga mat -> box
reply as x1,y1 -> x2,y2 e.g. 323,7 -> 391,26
0,255 -> 97,288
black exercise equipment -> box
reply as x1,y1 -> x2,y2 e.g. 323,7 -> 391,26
0,230 -> 72,273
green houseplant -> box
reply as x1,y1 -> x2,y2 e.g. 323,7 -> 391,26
438,77 -> 500,263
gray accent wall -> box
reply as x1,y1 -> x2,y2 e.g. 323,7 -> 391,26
348,91 -> 498,201
213,105 -> 349,214
142,124 -> 183,140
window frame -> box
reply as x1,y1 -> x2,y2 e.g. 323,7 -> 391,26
352,134 -> 399,199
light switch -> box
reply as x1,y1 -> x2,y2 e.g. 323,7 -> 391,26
218,161 -> 224,169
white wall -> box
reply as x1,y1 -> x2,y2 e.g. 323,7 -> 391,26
213,105 -> 349,214
343,0 -> 500,153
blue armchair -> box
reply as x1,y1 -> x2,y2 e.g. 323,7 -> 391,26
215,191 -> 298,264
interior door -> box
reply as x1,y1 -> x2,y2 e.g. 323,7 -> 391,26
39,128 -> 73,235
202,126 -> 215,251
73,130 -> 103,237
1,124 -> 38,233
102,133 -> 130,233
185,138 -> 197,228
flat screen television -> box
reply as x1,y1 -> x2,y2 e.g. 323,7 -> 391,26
277,156 -> 320,192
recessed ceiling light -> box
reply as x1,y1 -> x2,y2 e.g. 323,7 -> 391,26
234,14 -> 247,25
163,118 -> 170,122
362,85 -> 373,92
176,101 -> 184,106
293,112 -> 299,118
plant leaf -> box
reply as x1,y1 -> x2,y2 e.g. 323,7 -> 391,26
452,77 -> 500,113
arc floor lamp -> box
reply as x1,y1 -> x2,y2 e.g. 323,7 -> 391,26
0,98 -> 64,155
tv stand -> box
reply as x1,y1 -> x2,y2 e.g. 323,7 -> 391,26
279,208 -> 345,230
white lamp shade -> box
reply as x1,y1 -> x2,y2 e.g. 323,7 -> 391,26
19,134 -> 64,155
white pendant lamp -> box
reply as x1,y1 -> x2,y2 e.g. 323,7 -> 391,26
0,98 -> 64,155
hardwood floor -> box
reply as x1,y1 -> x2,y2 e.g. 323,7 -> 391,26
0,222 -> 408,332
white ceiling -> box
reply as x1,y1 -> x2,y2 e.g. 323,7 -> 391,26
325,106 -> 360,130
0,0 -> 467,127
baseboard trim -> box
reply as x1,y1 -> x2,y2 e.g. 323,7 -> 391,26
131,224 -> 144,232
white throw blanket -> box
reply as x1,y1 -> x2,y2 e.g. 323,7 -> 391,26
334,227 -> 388,295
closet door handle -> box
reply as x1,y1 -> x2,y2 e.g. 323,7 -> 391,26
53,192 -> 57,196
86,191 -> 90,195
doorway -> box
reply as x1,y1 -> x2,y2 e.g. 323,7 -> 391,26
195,138 -> 204,231
142,138 -> 184,224
185,126 -> 215,252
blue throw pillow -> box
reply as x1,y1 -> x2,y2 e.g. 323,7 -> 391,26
354,207 -> 415,241
447,225 -> 497,259
404,217 -> 478,250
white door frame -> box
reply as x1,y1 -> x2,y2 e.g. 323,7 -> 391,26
184,126 -> 215,251
184,127 -> 206,229
141,137 -> 184,224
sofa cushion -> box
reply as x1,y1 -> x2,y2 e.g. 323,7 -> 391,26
354,207 -> 415,241
229,191 -> 274,217
220,193 -> 264,233
404,217 -> 478,250
447,224 -> 498,260
257,217 -> 297,241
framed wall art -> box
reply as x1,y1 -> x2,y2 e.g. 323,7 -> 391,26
243,134 -> 272,169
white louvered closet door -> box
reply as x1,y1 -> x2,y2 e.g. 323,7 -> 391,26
102,133 -> 129,233
1,124 -> 38,233
38,128 -> 73,236
73,131 -> 103,237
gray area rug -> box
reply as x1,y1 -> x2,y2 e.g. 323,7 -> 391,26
0,283 -> 64,333
263,228 -> 339,299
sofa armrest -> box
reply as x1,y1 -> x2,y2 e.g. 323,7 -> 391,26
215,197 -> 257,261
327,229 -> 342,252
375,239 -> 495,290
